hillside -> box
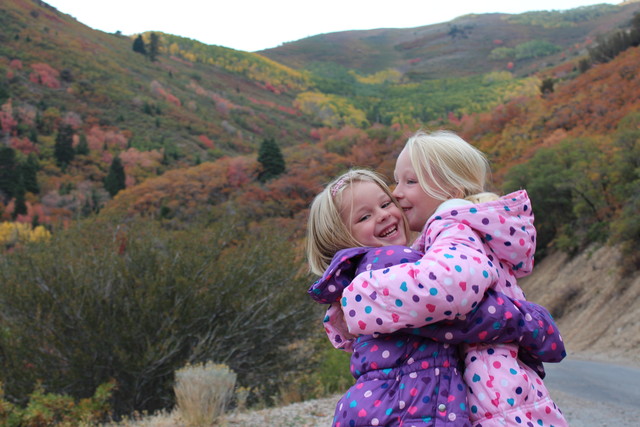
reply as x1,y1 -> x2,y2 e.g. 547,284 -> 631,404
260,2 -> 640,79
0,0 -> 314,155
2,0 -> 638,229
521,244 -> 640,366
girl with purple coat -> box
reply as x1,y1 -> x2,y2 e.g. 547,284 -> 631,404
306,169 -> 565,427
336,131 -> 568,426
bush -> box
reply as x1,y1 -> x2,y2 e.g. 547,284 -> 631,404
0,216 -> 315,417
174,362 -> 236,426
277,329 -> 353,405
0,381 -> 114,426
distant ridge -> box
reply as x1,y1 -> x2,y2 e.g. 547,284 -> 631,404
260,2 -> 640,78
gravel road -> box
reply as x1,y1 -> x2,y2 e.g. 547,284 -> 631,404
224,356 -> 640,426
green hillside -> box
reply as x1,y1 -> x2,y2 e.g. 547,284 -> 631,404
0,0 -> 314,159
261,2 -> 640,79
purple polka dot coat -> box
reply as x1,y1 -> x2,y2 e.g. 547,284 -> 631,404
309,192 -> 567,426
333,190 -> 568,426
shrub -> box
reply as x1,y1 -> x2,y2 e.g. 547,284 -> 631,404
0,216 -> 315,417
276,329 -> 353,405
0,381 -> 115,426
174,362 -> 236,426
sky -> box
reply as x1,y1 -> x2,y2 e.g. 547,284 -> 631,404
44,0 -> 619,52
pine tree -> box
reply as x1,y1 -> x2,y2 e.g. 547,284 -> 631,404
104,156 -> 126,197
76,134 -> 89,155
54,124 -> 75,170
148,32 -> 160,62
257,138 -> 285,182
0,146 -> 17,200
21,153 -> 40,194
132,35 -> 146,55
12,180 -> 27,219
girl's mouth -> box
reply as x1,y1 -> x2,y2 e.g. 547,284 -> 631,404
379,224 -> 398,238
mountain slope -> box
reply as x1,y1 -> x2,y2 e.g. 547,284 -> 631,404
1,0 -> 314,159
260,2 -> 640,79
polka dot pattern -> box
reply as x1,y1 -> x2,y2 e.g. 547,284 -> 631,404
308,191 -> 567,426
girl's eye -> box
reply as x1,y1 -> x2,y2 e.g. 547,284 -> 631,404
357,214 -> 370,223
381,201 -> 392,208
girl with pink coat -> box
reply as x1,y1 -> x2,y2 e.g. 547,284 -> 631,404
338,130 -> 568,426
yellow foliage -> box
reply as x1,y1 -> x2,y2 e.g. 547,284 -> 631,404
294,92 -> 367,127
0,222 -> 51,247
350,69 -> 402,85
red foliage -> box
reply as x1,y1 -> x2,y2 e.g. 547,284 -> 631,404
0,100 -> 17,135
198,135 -> 215,149
150,80 -> 181,107
10,137 -> 38,155
264,82 -> 280,94
86,126 -> 128,151
29,63 -> 61,89
247,97 -> 299,115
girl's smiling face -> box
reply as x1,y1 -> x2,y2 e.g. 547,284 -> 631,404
393,148 -> 446,232
339,181 -> 408,247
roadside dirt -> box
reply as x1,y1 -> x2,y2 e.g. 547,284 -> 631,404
519,244 -> 640,367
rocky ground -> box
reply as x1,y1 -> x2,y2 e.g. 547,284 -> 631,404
221,372 -> 640,426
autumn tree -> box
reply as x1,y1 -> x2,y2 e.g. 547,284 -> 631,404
257,138 -> 285,182
132,35 -> 146,55
104,155 -> 126,197
54,124 -> 75,170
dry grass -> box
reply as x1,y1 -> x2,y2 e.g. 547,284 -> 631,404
173,362 -> 236,427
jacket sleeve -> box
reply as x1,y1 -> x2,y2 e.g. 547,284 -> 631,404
341,219 -> 499,335
322,302 -> 356,352
397,288 -> 566,377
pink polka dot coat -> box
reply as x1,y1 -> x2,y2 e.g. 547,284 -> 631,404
336,190 -> 568,426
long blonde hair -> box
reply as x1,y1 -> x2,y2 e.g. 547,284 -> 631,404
306,169 -> 410,276
405,130 -> 498,203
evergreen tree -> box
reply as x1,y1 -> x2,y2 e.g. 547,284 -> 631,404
257,138 -> 285,182
54,124 -> 75,170
132,35 -> 146,55
21,153 -> 40,194
12,180 -> 27,219
76,134 -> 89,155
0,78 -> 9,104
104,156 -> 126,197
0,146 -> 17,200
148,32 -> 160,62
540,78 -> 555,95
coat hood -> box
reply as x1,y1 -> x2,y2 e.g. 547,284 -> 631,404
308,246 -> 423,304
417,190 -> 536,277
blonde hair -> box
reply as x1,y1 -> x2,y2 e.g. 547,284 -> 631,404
306,169 -> 410,276
405,129 -> 498,202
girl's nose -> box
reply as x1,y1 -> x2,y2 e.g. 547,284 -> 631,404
377,209 -> 391,222
392,187 -> 403,199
